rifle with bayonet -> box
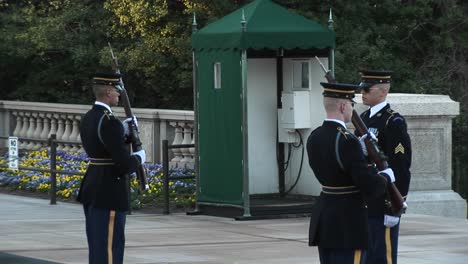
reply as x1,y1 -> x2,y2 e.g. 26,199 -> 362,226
315,56 -> 406,216
108,43 -> 149,192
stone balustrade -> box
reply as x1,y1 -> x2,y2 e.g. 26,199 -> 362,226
0,100 -> 194,168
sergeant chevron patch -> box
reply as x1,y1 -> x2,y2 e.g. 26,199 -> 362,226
394,143 -> 405,154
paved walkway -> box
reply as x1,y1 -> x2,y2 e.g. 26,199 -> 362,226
0,193 -> 467,264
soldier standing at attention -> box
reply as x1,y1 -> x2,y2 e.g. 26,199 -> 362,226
307,82 -> 395,264
358,71 -> 412,264
77,73 -> 146,264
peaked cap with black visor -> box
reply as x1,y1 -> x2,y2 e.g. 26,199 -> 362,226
92,73 -> 124,93
358,70 -> 393,92
320,82 -> 360,103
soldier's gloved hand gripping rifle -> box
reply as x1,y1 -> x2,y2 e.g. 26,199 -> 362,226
108,43 -> 149,192
315,57 -> 407,216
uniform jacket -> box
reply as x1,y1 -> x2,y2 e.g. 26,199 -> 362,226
77,104 -> 141,211
359,104 -> 412,216
307,121 -> 388,249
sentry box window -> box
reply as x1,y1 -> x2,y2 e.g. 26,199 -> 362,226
292,60 -> 310,89
214,62 -> 221,89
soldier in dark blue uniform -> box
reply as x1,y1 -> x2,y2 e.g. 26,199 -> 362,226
77,73 -> 146,264
358,70 -> 412,264
307,82 -> 395,264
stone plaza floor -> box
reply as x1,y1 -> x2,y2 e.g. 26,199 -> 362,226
0,193 -> 467,264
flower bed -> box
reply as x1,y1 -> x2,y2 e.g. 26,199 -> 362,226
0,150 -> 196,210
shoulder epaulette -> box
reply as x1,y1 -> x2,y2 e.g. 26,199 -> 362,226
386,108 -> 396,115
385,108 -> 404,127
103,110 -> 116,120
337,126 -> 350,139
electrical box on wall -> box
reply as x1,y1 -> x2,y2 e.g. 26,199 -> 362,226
279,90 -> 311,129
278,90 -> 311,143
277,113 -> 300,143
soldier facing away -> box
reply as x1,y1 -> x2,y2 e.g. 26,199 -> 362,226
77,73 -> 146,264
307,82 -> 395,264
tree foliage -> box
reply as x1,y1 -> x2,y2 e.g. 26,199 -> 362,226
2,0 -> 467,109
1,0 -> 468,197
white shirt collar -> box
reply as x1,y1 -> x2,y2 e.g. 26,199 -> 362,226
325,118 -> 347,129
94,101 -> 112,113
369,101 -> 388,118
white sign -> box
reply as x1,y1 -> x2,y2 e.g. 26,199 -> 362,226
8,137 -> 18,170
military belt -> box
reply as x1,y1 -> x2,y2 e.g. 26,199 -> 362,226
89,158 -> 114,166
322,185 -> 360,195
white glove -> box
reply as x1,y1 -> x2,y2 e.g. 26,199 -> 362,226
384,214 -> 400,227
133,149 -> 146,164
379,168 -> 395,183
123,115 -> 138,136
358,132 -> 377,156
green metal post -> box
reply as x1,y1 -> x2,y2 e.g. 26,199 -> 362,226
240,10 -> 251,217
163,140 -> 170,214
191,12 -> 200,212
49,134 -> 57,205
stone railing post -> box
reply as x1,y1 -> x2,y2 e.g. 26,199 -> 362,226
169,121 -> 184,168
32,112 -> 44,149
39,112 -> 51,148
55,114 -> 65,150
12,111 -> 22,137
179,122 -> 194,169
47,113 -> 58,141
25,112 -> 37,150
69,115 -> 81,153
18,111 -> 29,149
61,115 -> 73,152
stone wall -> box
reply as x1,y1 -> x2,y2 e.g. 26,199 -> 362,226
0,100 -> 195,168
1,95 -> 466,218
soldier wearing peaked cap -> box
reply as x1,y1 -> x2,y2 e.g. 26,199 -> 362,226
307,82 -> 395,264
357,70 -> 412,264
77,72 -> 146,264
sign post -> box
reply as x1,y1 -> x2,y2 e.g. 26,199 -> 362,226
8,137 -> 18,170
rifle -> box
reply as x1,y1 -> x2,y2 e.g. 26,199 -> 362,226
314,56 -> 406,216
108,43 -> 149,192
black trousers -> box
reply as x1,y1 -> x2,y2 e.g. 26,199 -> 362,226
367,216 -> 400,264
318,247 -> 366,264
83,204 -> 127,264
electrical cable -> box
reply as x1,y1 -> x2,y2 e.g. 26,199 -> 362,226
284,129 -> 304,194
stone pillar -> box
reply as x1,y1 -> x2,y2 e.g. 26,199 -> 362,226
355,93 -> 467,218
